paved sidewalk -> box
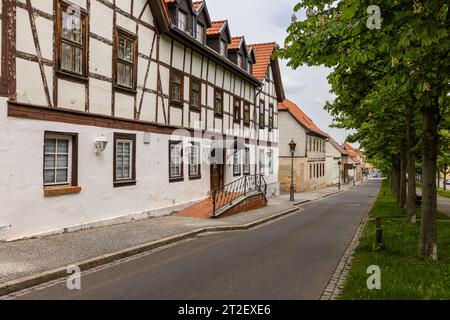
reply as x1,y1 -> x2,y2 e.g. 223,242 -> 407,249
0,184 -> 351,287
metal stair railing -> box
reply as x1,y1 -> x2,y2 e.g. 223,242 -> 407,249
212,174 -> 267,217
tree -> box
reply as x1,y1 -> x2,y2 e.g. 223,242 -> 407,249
280,0 -> 450,260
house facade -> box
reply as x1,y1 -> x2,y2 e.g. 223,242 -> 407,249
278,99 -> 327,193
0,0 -> 283,241
325,136 -> 348,187
343,143 -> 363,183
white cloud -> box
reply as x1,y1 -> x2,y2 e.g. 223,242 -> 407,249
205,0 -> 352,144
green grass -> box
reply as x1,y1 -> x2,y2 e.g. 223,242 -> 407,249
417,181 -> 450,199
339,181 -> 450,300
437,188 -> 450,199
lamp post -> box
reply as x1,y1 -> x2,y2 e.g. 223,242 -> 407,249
353,165 -> 356,186
338,160 -> 342,190
289,139 -> 297,201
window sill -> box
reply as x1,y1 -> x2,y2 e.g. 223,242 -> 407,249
114,85 -> 137,96
114,180 -> 137,188
170,177 -> 185,183
189,175 -> 202,181
214,113 -> 224,118
56,70 -> 89,84
44,185 -> 82,197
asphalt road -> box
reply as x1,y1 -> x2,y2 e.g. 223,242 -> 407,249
17,180 -> 381,300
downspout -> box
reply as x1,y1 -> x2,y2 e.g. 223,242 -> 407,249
254,86 -> 263,175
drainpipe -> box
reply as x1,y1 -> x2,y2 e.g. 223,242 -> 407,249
254,86 -> 263,175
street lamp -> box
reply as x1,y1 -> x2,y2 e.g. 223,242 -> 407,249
353,165 -> 356,186
338,160 -> 342,190
289,139 -> 297,201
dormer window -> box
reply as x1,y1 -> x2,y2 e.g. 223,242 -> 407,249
220,40 -> 227,56
196,23 -> 204,43
237,54 -> 243,69
247,63 -> 252,74
177,10 -> 188,32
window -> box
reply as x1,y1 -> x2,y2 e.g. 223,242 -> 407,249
233,98 -> 241,123
189,142 -> 201,179
259,149 -> 265,175
57,1 -> 88,77
196,23 -> 204,43
243,148 -> 250,175
269,103 -> 274,131
214,89 -> 223,116
44,134 -> 72,186
259,100 -> 265,129
114,133 -> 136,187
190,78 -> 201,111
247,62 -> 252,74
220,40 -> 227,56
115,29 -> 137,90
169,141 -> 184,182
43,132 -> 80,196
177,10 -> 188,32
310,164 -> 313,179
170,70 -> 184,106
237,54 -> 243,68
233,150 -> 241,176
244,103 -> 251,126
268,150 -> 274,175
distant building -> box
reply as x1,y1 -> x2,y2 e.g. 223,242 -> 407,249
325,136 -> 348,187
278,99 -> 328,192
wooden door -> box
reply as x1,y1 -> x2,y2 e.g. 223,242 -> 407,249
210,163 -> 224,192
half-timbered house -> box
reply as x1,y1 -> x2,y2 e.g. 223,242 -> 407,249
0,0 -> 284,240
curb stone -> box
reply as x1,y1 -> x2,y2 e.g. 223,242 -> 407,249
0,206 -> 300,297
0,186 -> 351,297
320,188 -> 379,300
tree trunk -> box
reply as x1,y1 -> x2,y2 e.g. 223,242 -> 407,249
394,160 -> 401,203
444,173 -> 447,191
406,103 -> 417,223
419,106 -> 439,261
400,148 -> 407,208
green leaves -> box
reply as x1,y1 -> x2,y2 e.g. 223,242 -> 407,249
279,0 -> 450,173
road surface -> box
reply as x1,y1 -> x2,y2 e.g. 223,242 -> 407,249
16,180 -> 381,300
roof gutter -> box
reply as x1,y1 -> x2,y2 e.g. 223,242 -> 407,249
166,27 -> 263,87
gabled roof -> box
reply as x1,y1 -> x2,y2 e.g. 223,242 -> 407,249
343,143 -> 361,164
248,47 -> 256,63
278,99 -> 328,138
326,135 -> 348,156
247,42 -> 276,80
207,20 -> 226,36
229,36 -> 243,50
192,0 -> 212,27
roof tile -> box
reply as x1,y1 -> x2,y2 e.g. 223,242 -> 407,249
278,99 -> 328,138
248,42 -> 276,81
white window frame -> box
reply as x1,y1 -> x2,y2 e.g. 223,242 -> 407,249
177,10 -> 187,32
170,141 -> 183,180
233,150 -> 241,176
259,149 -> 265,175
43,134 -> 72,187
243,148 -> 251,175
189,142 -> 201,178
115,139 -> 133,181
196,23 -> 204,43
220,40 -> 227,56
268,150 -> 274,175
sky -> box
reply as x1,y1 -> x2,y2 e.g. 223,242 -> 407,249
206,0 -> 352,145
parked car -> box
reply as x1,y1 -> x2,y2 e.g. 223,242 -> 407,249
446,179 -> 450,186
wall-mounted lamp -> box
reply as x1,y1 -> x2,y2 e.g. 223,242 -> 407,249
95,135 -> 109,154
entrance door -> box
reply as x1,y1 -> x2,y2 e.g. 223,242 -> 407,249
210,163 -> 224,192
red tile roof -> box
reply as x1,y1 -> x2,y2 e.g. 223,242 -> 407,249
228,36 -> 243,50
278,99 -> 328,138
343,143 -> 361,164
248,42 -> 276,81
207,20 -> 227,36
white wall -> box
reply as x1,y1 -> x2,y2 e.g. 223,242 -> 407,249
0,98 -> 211,240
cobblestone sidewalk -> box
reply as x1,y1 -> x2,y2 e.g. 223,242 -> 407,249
0,185 -> 350,286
